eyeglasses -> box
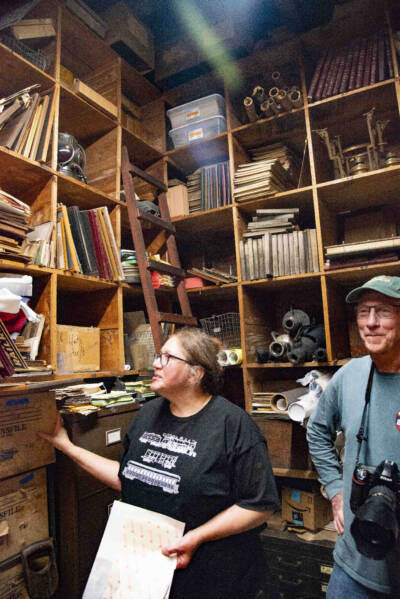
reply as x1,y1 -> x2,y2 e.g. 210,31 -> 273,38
153,352 -> 191,367
356,303 -> 400,321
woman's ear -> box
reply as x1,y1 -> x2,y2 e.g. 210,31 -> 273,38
189,364 -> 204,387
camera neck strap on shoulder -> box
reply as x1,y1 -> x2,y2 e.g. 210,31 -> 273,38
355,361 -> 375,466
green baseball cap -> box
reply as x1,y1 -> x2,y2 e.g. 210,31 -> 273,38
346,275 -> 400,304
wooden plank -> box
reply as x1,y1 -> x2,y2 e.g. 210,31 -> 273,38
147,259 -> 185,278
138,210 -> 175,233
128,161 -> 167,192
157,312 -> 197,326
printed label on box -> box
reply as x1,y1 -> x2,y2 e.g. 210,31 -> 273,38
188,128 -> 203,140
185,107 -> 200,120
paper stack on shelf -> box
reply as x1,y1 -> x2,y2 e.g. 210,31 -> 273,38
186,169 -> 201,213
234,158 -> 292,202
0,188 -> 32,263
23,221 -> 54,267
121,249 -> 140,283
249,143 -> 301,187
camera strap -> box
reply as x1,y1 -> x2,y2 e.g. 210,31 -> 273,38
355,361 -> 375,466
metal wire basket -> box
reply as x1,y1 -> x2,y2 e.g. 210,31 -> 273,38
0,34 -> 50,72
200,313 -> 241,348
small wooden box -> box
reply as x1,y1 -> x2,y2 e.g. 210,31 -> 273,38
0,562 -> 30,598
56,325 -> 100,373
252,416 -> 309,470
0,390 -> 56,478
0,468 -> 49,562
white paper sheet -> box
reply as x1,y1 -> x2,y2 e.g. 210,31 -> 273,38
82,501 -> 185,599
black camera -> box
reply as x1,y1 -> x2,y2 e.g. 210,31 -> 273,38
350,460 -> 400,560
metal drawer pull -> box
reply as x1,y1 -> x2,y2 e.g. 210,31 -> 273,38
320,564 -> 333,575
276,556 -> 302,569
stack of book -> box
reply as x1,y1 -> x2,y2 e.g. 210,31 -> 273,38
121,249 -> 141,283
187,169 -> 201,213
249,143 -> 301,188
200,161 -> 231,211
308,29 -> 393,102
239,209 -> 319,280
0,189 -> 32,263
90,389 -> 136,408
0,85 -> 56,162
56,204 -> 124,281
23,221 -> 54,267
234,159 -> 292,202
324,236 -> 400,270
251,392 -> 274,414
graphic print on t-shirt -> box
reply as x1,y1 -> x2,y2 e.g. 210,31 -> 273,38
140,431 -> 197,457
122,460 -> 181,494
142,449 -> 178,470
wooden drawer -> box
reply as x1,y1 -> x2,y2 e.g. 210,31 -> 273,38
252,417 -> 310,469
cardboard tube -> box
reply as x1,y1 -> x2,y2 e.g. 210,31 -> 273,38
228,349 -> 242,365
271,387 -> 306,413
288,89 -> 304,108
277,89 -> 292,111
268,86 -> 280,99
288,392 -> 319,423
243,97 -> 258,122
272,71 -> 287,87
260,100 -> 273,117
267,98 -> 280,114
252,85 -> 266,104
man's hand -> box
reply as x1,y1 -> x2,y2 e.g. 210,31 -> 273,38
162,529 -> 202,569
331,492 -> 344,535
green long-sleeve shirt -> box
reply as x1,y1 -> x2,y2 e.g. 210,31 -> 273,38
307,356 -> 400,594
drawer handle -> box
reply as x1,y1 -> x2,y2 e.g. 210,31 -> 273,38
276,557 -> 302,569
320,565 -> 333,575
277,575 -> 302,587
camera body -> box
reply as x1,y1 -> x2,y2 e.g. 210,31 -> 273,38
350,460 -> 400,559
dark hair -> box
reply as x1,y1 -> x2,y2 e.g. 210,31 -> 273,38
173,327 -> 223,395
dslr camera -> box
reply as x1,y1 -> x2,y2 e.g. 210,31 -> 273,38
350,460 -> 400,560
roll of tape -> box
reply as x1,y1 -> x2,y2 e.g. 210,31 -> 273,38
217,350 -> 230,366
228,349 -> 242,365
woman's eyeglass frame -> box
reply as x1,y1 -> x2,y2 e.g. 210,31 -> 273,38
153,352 -> 192,367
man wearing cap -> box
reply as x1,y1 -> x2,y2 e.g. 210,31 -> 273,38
307,275 -> 400,598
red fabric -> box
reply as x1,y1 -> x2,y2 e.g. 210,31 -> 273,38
0,309 -> 27,333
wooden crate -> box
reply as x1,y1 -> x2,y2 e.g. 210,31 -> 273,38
56,325 -> 100,373
0,390 -> 56,478
0,468 -> 48,562
252,416 -> 310,470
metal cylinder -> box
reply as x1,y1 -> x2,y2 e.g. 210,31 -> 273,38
269,332 -> 292,359
252,85 -> 266,104
277,89 -> 292,111
313,347 -> 327,362
288,88 -> 304,108
282,309 -> 311,335
243,96 -> 258,122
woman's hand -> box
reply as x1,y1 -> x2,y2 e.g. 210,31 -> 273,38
161,529 -> 202,569
331,492 -> 344,535
38,412 -> 72,453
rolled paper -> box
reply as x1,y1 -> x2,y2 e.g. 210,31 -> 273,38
277,89 -> 292,111
228,348 -> 242,365
217,349 -> 230,366
268,86 -> 280,99
243,96 -> 258,122
270,387 -> 306,413
288,391 -> 319,423
252,85 -> 266,104
288,89 -> 304,108
267,98 -> 280,114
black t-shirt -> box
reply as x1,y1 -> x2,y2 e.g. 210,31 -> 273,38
118,395 -> 279,599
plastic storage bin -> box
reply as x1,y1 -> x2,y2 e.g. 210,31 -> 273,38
169,115 -> 227,148
167,93 -> 225,129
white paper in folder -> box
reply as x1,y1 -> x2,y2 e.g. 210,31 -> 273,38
82,501 -> 185,599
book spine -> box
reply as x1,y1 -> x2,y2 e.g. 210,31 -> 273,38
369,31 -> 378,85
314,49 -> 333,100
308,50 -> 328,100
377,30 -> 386,81
348,38 -> 361,90
384,29 -> 394,78
87,210 -> 108,279
355,37 -> 368,88
339,42 -> 355,94
322,52 -> 340,98
332,48 -> 347,96
362,35 -> 373,88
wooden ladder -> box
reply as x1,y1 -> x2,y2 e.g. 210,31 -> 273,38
121,146 -> 197,352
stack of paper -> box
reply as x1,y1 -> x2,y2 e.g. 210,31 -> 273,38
233,159 -> 292,202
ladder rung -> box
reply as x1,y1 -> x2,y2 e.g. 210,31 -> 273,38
138,210 -> 175,233
157,312 -> 198,326
147,259 -> 186,278
129,162 -> 168,192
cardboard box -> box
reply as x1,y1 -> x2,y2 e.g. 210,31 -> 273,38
281,487 -> 333,531
56,325 -> 100,373
0,390 -> 56,478
167,185 -> 189,218
0,468 -> 49,561
102,2 -> 154,73
0,561 -> 30,598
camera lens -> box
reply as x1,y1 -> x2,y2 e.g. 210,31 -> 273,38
351,485 -> 398,560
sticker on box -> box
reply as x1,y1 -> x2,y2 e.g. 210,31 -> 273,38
188,128 -> 203,140
186,107 -> 200,120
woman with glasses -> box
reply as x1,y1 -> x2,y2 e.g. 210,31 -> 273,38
40,327 -> 279,599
